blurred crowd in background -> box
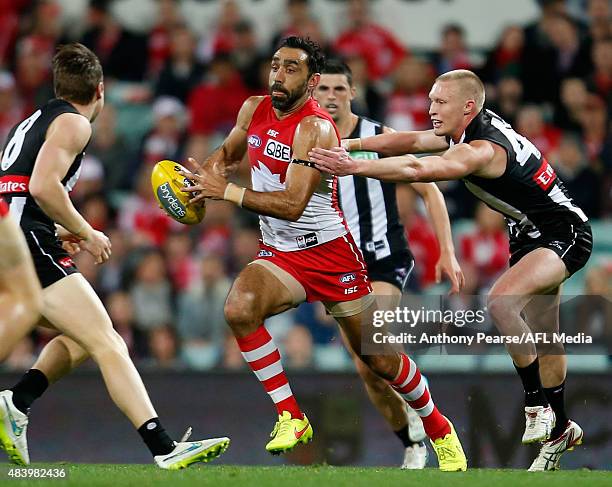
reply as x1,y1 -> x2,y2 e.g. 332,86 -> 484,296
0,0 -> 610,371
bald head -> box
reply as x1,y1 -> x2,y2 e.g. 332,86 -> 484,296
435,69 -> 485,112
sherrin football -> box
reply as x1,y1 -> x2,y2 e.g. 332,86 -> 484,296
151,160 -> 205,225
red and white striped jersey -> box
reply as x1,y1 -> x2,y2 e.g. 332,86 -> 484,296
247,96 -> 347,251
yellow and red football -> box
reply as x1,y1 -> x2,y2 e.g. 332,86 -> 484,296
151,160 -> 205,225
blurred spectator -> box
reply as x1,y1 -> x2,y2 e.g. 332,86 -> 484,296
198,0 -> 242,61
334,0 -> 406,81
282,325 -> 314,369
587,37 -> 612,105
163,232 -> 199,292
0,0 -> 29,68
229,227 -> 260,273
148,0 -> 185,76
551,135 -> 601,218
431,24 -> 472,75
119,166 -> 179,246
294,302 -> 337,344
481,25 -> 525,83
81,0 -> 148,82
186,52 -> 249,162
586,0 -> 612,42
345,54 -> 385,121
130,250 -> 174,332
270,0 -> 326,52
79,192 -> 112,233
176,254 -> 231,369
579,94 -> 608,163
553,77 -> 590,133
0,71 -> 24,144
486,77 -> 523,126
14,31 -> 54,113
385,56 -> 434,131
231,20 -> 268,94
523,12 -> 592,103
196,200 -> 236,257
98,227 -> 131,295
72,155 -> 105,203
523,0 -> 568,51
88,103 -> 135,192
147,326 -> 181,368
154,24 -> 205,103
140,96 -> 188,167
515,105 -> 562,158
459,203 -> 509,294
106,290 -> 146,359
221,332 -> 246,369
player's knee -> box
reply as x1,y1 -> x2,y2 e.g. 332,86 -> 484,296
224,291 -> 260,330
361,354 -> 396,381
89,328 -> 129,360
487,294 -> 518,322
354,357 -> 388,392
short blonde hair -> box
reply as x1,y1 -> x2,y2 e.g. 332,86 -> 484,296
435,69 -> 485,111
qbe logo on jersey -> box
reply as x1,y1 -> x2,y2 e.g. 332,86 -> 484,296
264,139 -> 291,162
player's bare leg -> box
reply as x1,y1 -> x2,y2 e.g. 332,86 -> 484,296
0,215 -> 42,361
4,274 -> 229,468
487,248 -> 569,445
0,214 -> 43,465
521,288 -> 582,471
332,302 -> 466,471
339,281 -> 427,468
224,261 -> 313,454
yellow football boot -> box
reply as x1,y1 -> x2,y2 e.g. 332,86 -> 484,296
265,411 -> 313,454
430,418 -> 468,472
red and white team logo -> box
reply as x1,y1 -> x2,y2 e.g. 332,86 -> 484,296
58,257 -> 75,268
533,159 -> 556,191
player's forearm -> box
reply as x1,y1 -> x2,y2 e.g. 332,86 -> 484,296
30,183 -> 91,239
222,183 -> 305,222
355,155 -> 425,182
347,132 -> 419,157
421,186 -> 455,255
241,188 -> 306,222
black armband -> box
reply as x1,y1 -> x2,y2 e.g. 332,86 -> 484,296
291,158 -> 317,168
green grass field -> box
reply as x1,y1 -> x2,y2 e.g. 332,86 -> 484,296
0,465 -> 610,487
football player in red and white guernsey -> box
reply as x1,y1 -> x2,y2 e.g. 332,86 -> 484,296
183,36 -> 467,471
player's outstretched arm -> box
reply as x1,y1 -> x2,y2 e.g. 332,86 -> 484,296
412,182 -> 464,293
310,140 -> 496,183
197,96 -> 264,177
344,129 -> 449,156
29,113 -> 111,263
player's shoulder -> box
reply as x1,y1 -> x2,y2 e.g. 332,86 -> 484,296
46,112 -> 92,148
242,96 -> 267,114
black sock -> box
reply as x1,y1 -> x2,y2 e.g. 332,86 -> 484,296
10,369 -> 49,414
138,418 -> 175,456
394,425 -> 422,448
514,358 -> 548,407
544,381 -> 568,439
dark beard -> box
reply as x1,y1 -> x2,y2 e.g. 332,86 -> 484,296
270,82 -> 308,111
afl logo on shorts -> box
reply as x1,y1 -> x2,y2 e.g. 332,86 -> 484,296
339,273 -> 357,285
257,249 -> 274,257
248,135 -> 262,148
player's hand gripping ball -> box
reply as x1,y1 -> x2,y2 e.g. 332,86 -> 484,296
151,160 -> 205,225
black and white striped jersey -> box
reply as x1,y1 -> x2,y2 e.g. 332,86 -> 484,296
338,116 -> 409,263
0,99 -> 87,233
453,109 -> 588,241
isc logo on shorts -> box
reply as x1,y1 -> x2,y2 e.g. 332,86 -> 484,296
264,139 -> 291,162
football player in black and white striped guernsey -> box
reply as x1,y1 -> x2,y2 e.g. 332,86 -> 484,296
314,60 -> 464,470
310,69 -> 592,471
